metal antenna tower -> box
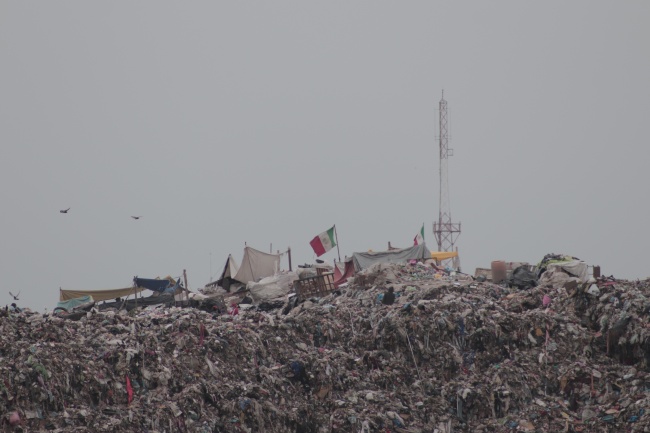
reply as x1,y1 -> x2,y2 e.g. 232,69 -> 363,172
433,90 -> 461,268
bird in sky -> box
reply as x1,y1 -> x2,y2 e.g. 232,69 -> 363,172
60,208 -> 70,213
9,291 -> 20,300
131,216 -> 142,220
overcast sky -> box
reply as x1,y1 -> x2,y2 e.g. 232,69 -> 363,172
2,2 -> 649,311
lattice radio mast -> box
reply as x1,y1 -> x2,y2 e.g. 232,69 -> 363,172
433,91 -> 461,269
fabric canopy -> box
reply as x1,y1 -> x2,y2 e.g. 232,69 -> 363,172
233,247 -> 281,284
334,259 -> 355,287
352,243 -> 431,271
59,286 -> 144,302
134,277 -> 173,292
430,251 -> 458,261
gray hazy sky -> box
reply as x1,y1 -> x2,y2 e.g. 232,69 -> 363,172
2,2 -> 649,311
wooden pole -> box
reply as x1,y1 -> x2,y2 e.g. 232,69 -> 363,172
288,247 -> 292,271
183,270 -> 189,303
334,225 -> 341,262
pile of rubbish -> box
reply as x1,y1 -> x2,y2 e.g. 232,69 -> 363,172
1,259 -> 649,432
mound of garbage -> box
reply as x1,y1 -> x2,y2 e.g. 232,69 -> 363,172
1,261 -> 649,432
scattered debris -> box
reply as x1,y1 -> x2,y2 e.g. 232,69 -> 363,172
1,259 -> 649,432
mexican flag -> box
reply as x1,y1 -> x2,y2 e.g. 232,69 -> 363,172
310,226 -> 336,257
413,224 -> 425,245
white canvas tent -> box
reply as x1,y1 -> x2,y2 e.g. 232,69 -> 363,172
214,254 -> 240,290
233,246 -> 281,284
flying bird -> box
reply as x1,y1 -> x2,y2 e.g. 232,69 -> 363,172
131,216 -> 142,220
9,291 -> 20,300
60,208 -> 70,213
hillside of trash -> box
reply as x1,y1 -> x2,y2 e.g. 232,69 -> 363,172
1,261 -> 649,432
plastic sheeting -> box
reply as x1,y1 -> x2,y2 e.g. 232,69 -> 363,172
352,243 -> 431,271
544,260 -> 589,282
134,277 -> 173,292
247,272 -> 298,302
56,295 -> 95,312
507,266 -> 538,290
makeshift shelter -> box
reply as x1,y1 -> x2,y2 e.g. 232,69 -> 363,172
247,272 -> 299,302
352,243 -> 431,271
133,277 -> 177,292
59,286 -> 144,302
214,254 -> 240,291
55,295 -> 95,312
232,246 -> 281,284
333,259 -> 355,287
536,253 -> 589,284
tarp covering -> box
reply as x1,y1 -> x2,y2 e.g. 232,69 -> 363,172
59,287 -> 144,302
247,272 -> 298,302
134,277 -> 173,292
214,254 -> 240,290
539,260 -> 589,285
233,247 -> 281,284
545,260 -> 589,282
334,259 -> 355,287
507,266 -> 538,290
431,251 -> 458,261
162,280 -> 181,294
56,295 -> 95,312
352,243 -> 431,271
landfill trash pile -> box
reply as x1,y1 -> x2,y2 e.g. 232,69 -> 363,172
1,262 -> 649,432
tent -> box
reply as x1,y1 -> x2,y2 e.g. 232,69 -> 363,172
352,243 -> 432,271
207,247 -> 282,290
232,247 -> 281,284
213,254 -> 240,291
333,259 -> 355,287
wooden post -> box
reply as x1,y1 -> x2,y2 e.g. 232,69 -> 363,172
183,270 -> 189,303
288,247 -> 292,271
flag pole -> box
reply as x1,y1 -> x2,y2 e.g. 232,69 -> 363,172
334,225 -> 341,262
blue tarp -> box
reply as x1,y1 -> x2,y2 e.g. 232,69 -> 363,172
134,277 -> 172,292
163,279 -> 181,294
